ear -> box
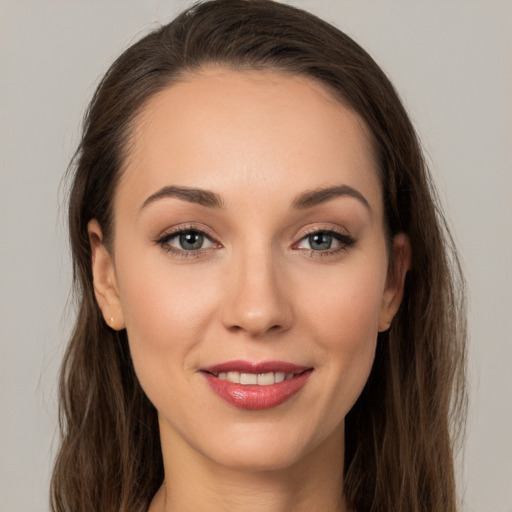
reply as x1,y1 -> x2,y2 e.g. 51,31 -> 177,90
378,233 -> 412,332
88,219 -> 125,330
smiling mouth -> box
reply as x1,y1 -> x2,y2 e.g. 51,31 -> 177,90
201,361 -> 313,410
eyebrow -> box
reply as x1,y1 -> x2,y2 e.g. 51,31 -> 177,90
140,183 -> 370,213
291,185 -> 371,211
140,185 -> 225,211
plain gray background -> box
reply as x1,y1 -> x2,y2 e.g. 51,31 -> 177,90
1,1 -> 511,510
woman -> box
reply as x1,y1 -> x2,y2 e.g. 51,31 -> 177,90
51,1 -> 467,511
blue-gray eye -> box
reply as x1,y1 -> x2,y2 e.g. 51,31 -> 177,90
296,230 -> 354,252
179,232 -> 204,250
162,230 -> 215,251
308,232 -> 333,251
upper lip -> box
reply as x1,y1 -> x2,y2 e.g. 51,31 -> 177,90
201,360 -> 311,375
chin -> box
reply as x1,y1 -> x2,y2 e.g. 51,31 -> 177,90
208,446 -> 305,473
197,420 -> 342,473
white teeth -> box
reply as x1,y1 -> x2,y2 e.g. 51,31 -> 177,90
257,372 -> 275,385
226,371 -> 240,383
240,373 -> 258,385
275,372 -> 285,383
216,371 -> 294,385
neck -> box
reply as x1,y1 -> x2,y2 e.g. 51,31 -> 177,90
151,421 -> 348,512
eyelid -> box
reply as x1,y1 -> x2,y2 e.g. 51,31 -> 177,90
292,224 -> 351,243
156,223 -> 219,242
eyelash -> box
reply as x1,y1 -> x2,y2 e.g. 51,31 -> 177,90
155,226 -> 356,258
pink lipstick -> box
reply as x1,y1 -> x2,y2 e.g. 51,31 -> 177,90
201,360 -> 313,410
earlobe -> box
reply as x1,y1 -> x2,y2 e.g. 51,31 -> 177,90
378,233 -> 411,332
88,219 -> 125,330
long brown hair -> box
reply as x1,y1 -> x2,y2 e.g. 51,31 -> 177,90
51,1 -> 467,511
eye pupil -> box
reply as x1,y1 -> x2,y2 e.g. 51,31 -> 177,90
179,232 -> 204,250
309,233 -> 332,250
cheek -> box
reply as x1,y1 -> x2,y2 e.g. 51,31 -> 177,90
301,259 -> 386,346
114,247 -> 221,392
297,262 -> 386,407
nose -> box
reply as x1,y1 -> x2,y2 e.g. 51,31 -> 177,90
221,248 -> 293,338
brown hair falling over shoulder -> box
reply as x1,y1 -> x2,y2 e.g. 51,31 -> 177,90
51,1 -> 467,511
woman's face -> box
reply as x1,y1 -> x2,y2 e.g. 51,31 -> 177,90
90,68 -> 407,472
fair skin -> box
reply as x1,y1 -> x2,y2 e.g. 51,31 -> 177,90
89,68 -> 410,512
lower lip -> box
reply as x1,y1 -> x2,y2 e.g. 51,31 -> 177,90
203,370 -> 313,410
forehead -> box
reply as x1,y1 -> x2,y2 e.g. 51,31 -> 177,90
118,67 -> 381,215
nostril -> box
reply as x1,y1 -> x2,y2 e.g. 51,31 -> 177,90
225,322 -> 284,337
